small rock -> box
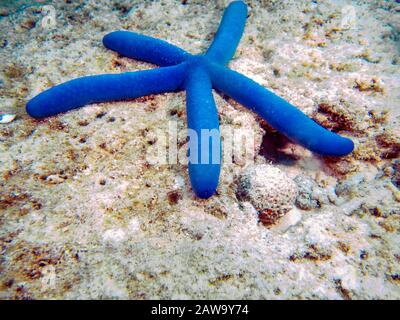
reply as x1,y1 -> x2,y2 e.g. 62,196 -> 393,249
0,9 -> 9,17
237,164 -> 298,225
335,173 -> 365,197
327,187 -> 340,204
45,174 -> 66,184
0,114 -> 16,124
294,175 -> 319,210
103,228 -> 126,244
272,208 -> 302,233
340,199 -> 363,216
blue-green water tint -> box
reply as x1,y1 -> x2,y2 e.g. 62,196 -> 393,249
0,0 -> 51,20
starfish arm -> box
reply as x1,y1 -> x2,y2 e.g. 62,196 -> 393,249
103,31 -> 191,67
205,1 -> 247,66
185,65 -> 221,199
26,63 -> 187,118
209,63 -> 354,156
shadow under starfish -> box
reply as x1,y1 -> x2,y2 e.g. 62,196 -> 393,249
26,1 -> 354,199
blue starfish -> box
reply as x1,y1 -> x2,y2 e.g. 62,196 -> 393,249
26,1 -> 354,199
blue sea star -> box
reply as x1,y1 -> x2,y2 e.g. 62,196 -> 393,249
26,1 -> 354,199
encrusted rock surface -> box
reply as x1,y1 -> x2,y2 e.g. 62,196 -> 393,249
0,0 -> 399,299
237,164 -> 297,224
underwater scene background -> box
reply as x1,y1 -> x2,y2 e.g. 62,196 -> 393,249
0,0 -> 399,299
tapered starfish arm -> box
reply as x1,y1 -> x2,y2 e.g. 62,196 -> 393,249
185,64 -> 221,199
103,31 -> 191,67
208,63 -> 354,156
26,63 -> 187,118
205,1 -> 247,65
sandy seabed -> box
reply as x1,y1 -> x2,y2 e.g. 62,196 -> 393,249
0,0 -> 399,299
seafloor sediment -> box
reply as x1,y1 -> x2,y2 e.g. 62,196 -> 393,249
0,0 -> 399,299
